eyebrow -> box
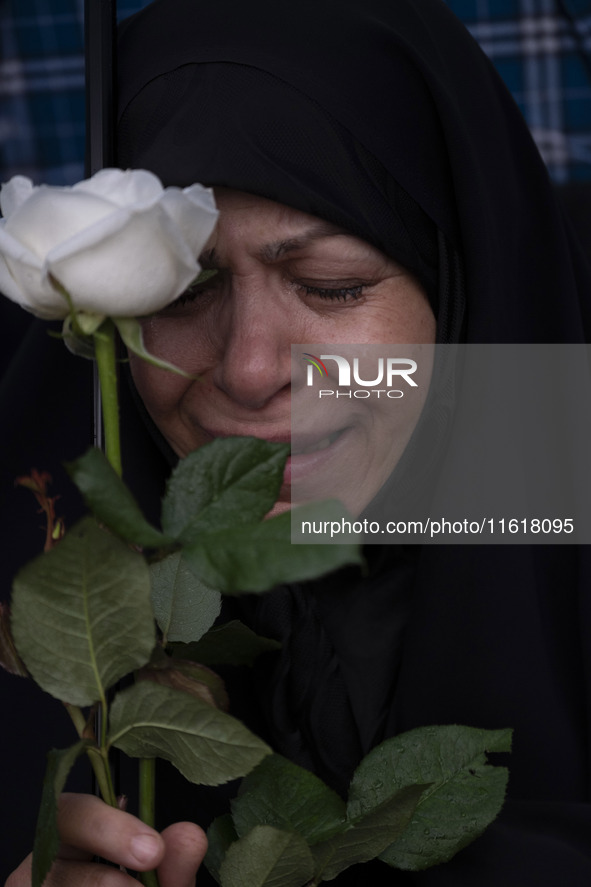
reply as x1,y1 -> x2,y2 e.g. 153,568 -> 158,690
200,221 -> 347,266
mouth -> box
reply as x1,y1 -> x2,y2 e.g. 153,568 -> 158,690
285,427 -> 353,491
291,429 -> 344,455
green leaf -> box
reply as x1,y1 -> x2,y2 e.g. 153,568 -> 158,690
67,448 -> 170,548
161,437 -> 289,543
347,725 -> 512,871
139,657 -> 229,710
32,740 -> 93,887
183,510 -> 362,594
11,517 -> 155,705
114,316 -> 195,377
219,825 -> 314,887
150,551 -> 221,643
205,814 -> 239,884
232,754 -> 346,846
312,783 -> 427,881
108,681 -> 271,785
170,620 -> 281,667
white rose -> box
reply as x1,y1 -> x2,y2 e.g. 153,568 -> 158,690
0,168 -> 218,320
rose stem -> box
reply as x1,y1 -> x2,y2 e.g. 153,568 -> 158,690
138,758 -> 159,887
93,319 -> 122,478
63,702 -> 117,808
94,318 -> 160,885
92,320 -> 122,810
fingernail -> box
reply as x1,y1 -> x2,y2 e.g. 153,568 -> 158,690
130,832 -> 160,865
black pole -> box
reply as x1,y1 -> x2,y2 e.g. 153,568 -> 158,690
84,0 -> 119,809
85,0 -> 117,455
85,0 -> 117,177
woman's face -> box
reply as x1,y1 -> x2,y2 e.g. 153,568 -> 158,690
130,188 -> 436,516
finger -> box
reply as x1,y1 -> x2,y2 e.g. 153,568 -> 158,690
4,853 -> 31,887
158,822 -> 208,887
5,854 -> 139,887
57,794 -> 165,872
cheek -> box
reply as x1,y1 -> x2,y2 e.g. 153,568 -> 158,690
129,351 -> 189,423
380,282 -> 436,344
139,314 -> 215,377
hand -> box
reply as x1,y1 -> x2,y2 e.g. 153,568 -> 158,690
5,793 -> 207,887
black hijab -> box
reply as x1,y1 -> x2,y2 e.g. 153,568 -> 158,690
114,2 -> 591,884
117,0 -> 590,343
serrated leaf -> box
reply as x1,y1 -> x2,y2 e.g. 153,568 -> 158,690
312,783 -> 426,881
114,316 -> 194,377
170,620 -> 281,667
347,725 -> 512,871
183,510 -> 362,594
32,740 -> 93,887
219,825 -> 314,887
11,517 -> 155,705
108,681 -> 271,785
139,658 -> 229,710
232,754 -> 346,846
205,814 -> 239,884
161,437 -> 289,543
150,551 -> 221,643
67,448 -> 170,548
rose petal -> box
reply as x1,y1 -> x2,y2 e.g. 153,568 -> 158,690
0,253 -> 32,310
0,224 -> 65,318
6,188 -> 118,260
0,176 -> 36,218
160,185 -> 218,257
45,203 -> 201,315
0,170 -> 218,320
73,168 -> 164,208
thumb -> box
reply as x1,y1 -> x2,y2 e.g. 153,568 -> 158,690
157,821 -> 208,887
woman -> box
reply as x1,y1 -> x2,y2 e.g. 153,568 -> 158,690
3,0 -> 591,884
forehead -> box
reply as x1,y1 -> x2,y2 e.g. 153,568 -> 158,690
212,188 -> 341,231
208,187 -> 380,264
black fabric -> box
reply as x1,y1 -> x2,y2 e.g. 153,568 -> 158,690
1,0 -> 591,884
118,63 -> 440,312
117,0 -> 591,343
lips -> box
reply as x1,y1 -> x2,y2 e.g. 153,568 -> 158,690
291,429 -> 343,455
200,424 -> 345,455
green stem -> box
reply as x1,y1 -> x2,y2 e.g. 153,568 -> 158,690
139,758 -> 156,828
92,747 -> 118,808
138,759 -> 161,886
94,318 -> 159,885
93,319 -> 122,477
63,702 -> 87,736
63,702 -> 116,806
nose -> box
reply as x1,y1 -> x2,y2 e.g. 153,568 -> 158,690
212,280 -> 293,410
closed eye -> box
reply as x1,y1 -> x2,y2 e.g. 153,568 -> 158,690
296,284 -> 364,301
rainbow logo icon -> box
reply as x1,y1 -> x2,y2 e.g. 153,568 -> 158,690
302,353 -> 328,377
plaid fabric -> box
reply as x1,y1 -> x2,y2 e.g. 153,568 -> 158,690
445,0 -> 591,182
0,0 -> 590,185
0,0 -> 147,185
